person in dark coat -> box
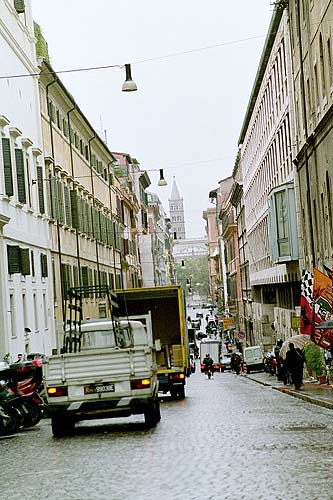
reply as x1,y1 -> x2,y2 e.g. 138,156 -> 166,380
285,342 -> 305,390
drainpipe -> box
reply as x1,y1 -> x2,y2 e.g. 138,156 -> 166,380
67,104 -> 81,287
88,134 -> 100,285
46,78 -> 65,325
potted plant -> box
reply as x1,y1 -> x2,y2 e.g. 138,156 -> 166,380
303,342 -> 326,383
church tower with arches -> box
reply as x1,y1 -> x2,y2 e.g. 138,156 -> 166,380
169,177 -> 186,240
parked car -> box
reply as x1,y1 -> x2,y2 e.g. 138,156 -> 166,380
244,346 -> 264,374
220,353 -> 232,372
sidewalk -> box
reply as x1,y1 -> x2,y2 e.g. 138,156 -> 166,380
245,371 -> 333,410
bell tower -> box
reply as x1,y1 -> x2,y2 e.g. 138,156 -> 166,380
168,177 -> 186,239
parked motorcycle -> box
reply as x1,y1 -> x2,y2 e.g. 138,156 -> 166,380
264,352 -> 277,375
9,360 -> 44,427
0,361 -> 44,433
0,375 -> 24,436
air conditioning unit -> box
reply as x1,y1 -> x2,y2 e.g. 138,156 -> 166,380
261,314 -> 269,324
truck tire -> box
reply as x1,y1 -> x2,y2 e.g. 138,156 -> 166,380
51,415 -> 75,437
170,385 -> 185,399
22,401 -> 42,428
144,398 -> 161,428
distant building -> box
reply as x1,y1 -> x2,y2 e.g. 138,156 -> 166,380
140,192 -> 172,287
168,177 -> 186,240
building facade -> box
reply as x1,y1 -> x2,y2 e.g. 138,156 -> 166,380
288,0 -> 333,274
0,0 -> 55,359
238,5 -> 300,348
140,192 -> 170,287
39,60 -> 133,343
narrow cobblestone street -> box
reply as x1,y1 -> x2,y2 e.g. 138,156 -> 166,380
1,366 -> 333,500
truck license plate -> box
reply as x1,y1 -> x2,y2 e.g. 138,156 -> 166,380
84,383 -> 115,395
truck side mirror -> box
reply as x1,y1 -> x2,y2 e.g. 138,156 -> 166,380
155,339 -> 161,352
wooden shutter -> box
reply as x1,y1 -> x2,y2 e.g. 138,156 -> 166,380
87,204 -> 93,238
41,253 -> 48,278
61,263 -> 68,297
73,265 -> 79,287
7,245 -> 20,274
2,138 -> 14,197
20,248 -> 30,275
77,196 -> 84,232
31,250 -> 35,276
50,176 -> 59,219
15,149 -> 26,204
64,185 -> 72,226
81,266 -> 89,297
36,166 -> 45,214
57,180 -> 65,224
70,190 -> 79,229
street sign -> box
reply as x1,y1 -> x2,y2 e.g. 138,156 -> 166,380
223,317 -> 234,330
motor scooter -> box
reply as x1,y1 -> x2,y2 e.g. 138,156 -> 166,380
0,381 -> 24,435
9,361 -> 44,427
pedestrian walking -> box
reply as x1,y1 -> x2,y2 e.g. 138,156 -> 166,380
285,342 -> 305,390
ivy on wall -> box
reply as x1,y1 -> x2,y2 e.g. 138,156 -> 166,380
34,22 -> 50,63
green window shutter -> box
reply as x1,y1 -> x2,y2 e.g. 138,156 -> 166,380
57,180 -> 65,224
36,166 -> 45,214
101,213 -> 107,244
76,196 -> 83,232
73,265 -> 79,287
50,176 -> 59,219
41,253 -> 48,278
92,208 -> 98,240
61,263 -> 68,297
64,186 -> 72,226
52,260 -> 57,301
15,149 -> 26,204
70,190 -> 79,229
20,248 -> 30,275
88,268 -> 93,297
83,200 -> 89,236
81,266 -> 89,297
88,204 -> 93,238
7,245 -> 20,274
31,250 -> 35,276
2,138 -> 14,197
66,264 -> 72,290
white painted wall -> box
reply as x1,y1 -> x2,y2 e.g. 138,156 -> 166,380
0,0 -> 55,360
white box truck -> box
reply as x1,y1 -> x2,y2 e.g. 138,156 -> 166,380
200,339 -> 221,372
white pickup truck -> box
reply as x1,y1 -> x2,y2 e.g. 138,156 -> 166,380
43,316 -> 160,436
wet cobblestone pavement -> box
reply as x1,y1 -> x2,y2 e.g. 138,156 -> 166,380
2,368 -> 333,500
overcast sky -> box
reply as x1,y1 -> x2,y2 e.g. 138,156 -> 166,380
31,0 -> 273,238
